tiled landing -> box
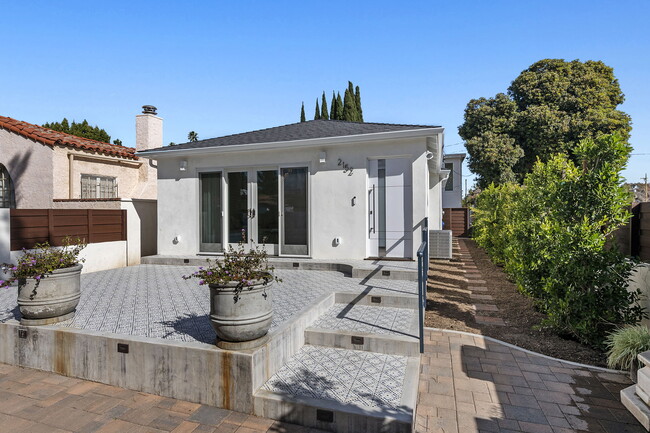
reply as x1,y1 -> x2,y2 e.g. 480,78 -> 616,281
255,345 -> 419,433
310,304 -> 416,337
261,345 -> 409,409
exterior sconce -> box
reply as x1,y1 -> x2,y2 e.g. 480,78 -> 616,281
319,151 -> 327,164
179,160 -> 188,171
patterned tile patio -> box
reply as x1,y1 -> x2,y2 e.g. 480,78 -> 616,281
0,265 -> 416,344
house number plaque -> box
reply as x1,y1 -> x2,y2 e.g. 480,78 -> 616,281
337,158 -> 354,176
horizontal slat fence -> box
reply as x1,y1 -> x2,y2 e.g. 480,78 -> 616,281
10,209 -> 126,250
442,207 -> 470,237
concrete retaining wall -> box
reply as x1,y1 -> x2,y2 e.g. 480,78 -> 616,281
629,263 -> 650,327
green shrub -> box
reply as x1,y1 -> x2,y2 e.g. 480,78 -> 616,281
606,325 -> 650,371
471,134 -> 645,348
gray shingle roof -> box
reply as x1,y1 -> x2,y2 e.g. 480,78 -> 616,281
139,119 -> 440,154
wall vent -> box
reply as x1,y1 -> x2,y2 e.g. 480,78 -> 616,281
429,230 -> 452,259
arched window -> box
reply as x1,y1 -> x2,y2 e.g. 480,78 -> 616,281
0,164 -> 15,208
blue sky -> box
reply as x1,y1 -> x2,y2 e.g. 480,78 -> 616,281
2,1 -> 648,189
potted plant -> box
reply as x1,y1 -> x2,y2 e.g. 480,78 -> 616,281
606,325 -> 650,382
1,237 -> 86,325
183,239 -> 280,349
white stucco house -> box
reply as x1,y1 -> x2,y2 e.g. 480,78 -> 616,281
139,120 -> 447,260
441,152 -> 466,209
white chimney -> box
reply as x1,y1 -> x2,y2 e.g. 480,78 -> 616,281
136,105 -> 163,151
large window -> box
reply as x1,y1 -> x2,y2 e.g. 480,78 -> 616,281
0,164 -> 15,208
444,162 -> 454,191
81,174 -> 118,198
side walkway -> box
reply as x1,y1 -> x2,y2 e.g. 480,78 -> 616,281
0,363 -> 323,433
415,328 -> 642,433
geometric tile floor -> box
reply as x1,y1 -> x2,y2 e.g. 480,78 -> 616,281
311,304 -> 416,337
0,265 -> 417,344
261,345 -> 409,411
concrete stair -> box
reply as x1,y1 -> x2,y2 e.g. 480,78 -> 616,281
253,301 -> 420,433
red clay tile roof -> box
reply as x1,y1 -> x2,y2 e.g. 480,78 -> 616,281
0,115 -> 137,159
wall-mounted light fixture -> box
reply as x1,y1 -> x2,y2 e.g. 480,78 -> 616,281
179,160 -> 188,171
319,151 -> 327,164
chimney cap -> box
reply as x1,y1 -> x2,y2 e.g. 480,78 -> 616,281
142,105 -> 158,115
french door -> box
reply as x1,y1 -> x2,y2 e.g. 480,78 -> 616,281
367,158 -> 413,259
200,167 -> 308,256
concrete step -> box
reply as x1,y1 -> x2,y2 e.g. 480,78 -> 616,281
254,345 -> 419,433
304,302 -> 419,356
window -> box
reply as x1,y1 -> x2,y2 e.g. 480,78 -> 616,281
0,164 -> 15,208
81,174 -> 118,198
444,162 -> 454,191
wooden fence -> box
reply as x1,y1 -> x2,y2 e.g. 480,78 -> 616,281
442,207 -> 470,237
10,209 -> 127,251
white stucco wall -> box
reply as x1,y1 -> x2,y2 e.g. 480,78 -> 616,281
0,129 -> 54,208
156,136 -> 444,260
121,199 -> 157,264
628,263 -> 650,328
442,154 -> 465,208
9,240 -> 127,275
0,209 -> 9,281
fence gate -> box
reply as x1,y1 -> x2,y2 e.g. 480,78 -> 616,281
442,207 -> 470,237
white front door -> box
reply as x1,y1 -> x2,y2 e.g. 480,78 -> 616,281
367,158 -> 413,259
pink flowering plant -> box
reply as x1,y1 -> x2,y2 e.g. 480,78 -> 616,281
183,240 -> 280,302
1,237 -> 86,290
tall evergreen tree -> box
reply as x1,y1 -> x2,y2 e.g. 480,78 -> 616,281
336,92 -> 343,120
343,88 -> 358,121
300,102 -> 306,122
355,85 -> 363,122
321,92 -> 329,120
314,99 -> 321,120
330,91 -> 338,120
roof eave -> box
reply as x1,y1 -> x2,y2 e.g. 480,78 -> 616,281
137,127 -> 444,159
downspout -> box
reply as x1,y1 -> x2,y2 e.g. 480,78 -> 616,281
68,153 -> 74,199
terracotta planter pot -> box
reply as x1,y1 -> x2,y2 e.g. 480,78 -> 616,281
208,279 -> 273,349
17,264 -> 82,325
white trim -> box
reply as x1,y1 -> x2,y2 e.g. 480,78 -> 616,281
137,127 -> 444,159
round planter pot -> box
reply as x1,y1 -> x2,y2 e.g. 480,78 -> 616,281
17,264 -> 83,326
208,279 -> 273,349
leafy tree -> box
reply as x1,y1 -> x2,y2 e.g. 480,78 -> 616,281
321,92 -> 329,120
188,131 -> 198,142
472,134 -> 643,347
300,103 -> 306,122
355,85 -> 363,122
459,59 -> 631,188
314,99 -> 321,120
168,142 -> 176,146
43,118 -> 116,143
113,139 -> 123,146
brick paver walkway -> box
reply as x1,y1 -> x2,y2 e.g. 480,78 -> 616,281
0,363 -> 324,433
415,328 -> 643,433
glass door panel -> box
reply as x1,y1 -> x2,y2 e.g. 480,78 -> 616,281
281,167 -> 308,255
228,171 -> 249,244
256,170 -> 279,247
200,172 -> 222,252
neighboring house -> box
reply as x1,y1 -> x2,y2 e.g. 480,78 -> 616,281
0,106 -> 162,263
0,113 -> 157,208
441,152 -> 465,209
139,120 -> 447,260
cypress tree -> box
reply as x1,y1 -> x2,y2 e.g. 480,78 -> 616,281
343,88 -> 358,121
300,102 -> 306,122
321,92 -> 329,120
330,91 -> 337,120
355,85 -> 363,122
314,99 -> 321,120
336,92 -> 344,120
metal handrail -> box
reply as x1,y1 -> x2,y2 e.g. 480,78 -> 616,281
417,218 -> 429,354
